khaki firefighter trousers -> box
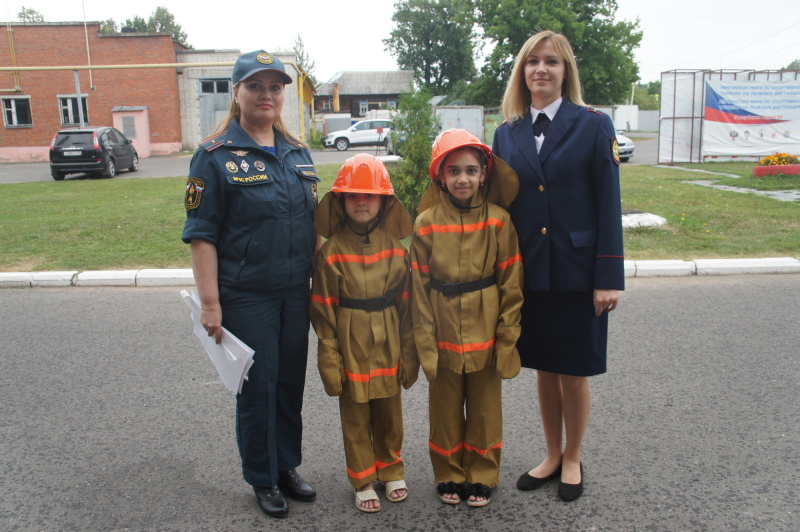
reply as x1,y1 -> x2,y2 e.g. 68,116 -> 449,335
339,391 -> 404,489
428,365 -> 502,487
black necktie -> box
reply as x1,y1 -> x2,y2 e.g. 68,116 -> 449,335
533,113 -> 550,137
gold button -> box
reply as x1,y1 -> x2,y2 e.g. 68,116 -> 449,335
539,185 -> 544,192
541,227 -> 547,235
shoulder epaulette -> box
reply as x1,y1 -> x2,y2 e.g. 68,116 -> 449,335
586,107 -> 604,115
496,120 -> 508,128
199,131 -> 228,152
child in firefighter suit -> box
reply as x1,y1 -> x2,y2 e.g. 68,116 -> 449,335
410,129 -> 523,507
310,154 -> 419,513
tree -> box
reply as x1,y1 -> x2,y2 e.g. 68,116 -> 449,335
293,35 -> 318,86
633,83 -> 659,110
123,7 -> 191,48
388,89 -> 440,219
472,0 -> 642,106
384,0 -> 476,94
783,59 -> 800,70
98,19 -> 119,33
17,6 -> 44,22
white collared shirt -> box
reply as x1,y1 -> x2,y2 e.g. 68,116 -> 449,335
531,97 -> 563,152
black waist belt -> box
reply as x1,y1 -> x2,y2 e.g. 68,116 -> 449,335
339,291 -> 397,312
430,275 -> 496,297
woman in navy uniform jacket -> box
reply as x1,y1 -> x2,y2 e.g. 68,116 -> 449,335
182,51 -> 319,519
492,31 -> 624,502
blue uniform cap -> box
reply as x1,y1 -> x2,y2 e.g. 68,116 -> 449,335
232,50 -> 293,86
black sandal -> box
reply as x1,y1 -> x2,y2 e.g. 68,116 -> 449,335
467,482 -> 492,507
437,481 -> 462,504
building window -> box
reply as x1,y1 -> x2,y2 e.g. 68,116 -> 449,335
2,97 -> 32,127
321,98 -> 332,110
201,80 -> 230,93
359,100 -> 369,115
386,100 -> 397,110
58,96 -> 89,126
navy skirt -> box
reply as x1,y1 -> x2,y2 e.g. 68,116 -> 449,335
517,290 -> 608,377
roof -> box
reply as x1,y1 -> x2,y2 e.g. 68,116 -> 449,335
316,71 -> 414,96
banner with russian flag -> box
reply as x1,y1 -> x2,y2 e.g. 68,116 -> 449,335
702,80 -> 800,159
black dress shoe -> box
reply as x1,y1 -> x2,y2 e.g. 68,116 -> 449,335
517,465 -> 561,491
557,463 -> 583,502
254,485 -> 288,518
278,469 -> 316,502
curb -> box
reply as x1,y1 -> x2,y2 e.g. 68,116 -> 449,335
1,259 -> 799,289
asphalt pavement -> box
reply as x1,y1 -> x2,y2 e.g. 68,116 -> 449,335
1,275 -> 799,531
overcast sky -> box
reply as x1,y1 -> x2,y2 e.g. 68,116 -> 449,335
3,0 -> 799,84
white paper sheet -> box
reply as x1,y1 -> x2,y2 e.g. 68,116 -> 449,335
181,290 -> 255,394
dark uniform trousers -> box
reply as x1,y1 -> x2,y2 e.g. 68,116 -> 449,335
221,285 -> 310,487
339,391 -> 404,489
428,366 -> 503,487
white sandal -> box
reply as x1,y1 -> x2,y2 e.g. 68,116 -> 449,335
384,480 -> 408,502
354,488 -> 381,513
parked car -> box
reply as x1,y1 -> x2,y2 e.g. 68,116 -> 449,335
323,119 -> 392,151
49,126 -> 138,180
616,131 -> 635,162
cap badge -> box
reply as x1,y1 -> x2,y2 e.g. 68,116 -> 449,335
256,52 -> 274,65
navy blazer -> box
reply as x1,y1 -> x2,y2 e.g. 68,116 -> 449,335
492,101 -> 624,292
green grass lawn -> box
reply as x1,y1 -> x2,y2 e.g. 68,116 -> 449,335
0,163 -> 797,272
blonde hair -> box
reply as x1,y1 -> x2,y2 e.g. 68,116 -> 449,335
206,85 -> 307,148
500,31 -> 585,124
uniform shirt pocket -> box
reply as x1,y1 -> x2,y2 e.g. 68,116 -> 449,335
293,166 -> 321,209
569,229 -> 597,248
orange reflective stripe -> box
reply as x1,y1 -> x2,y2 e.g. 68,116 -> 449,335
464,441 -> 503,455
395,291 -> 410,302
311,294 -> 339,306
326,248 -> 406,266
345,364 -> 400,382
375,452 -> 402,469
347,464 -> 377,480
416,218 -> 505,236
437,337 -> 496,354
496,253 -> 522,270
429,441 -> 464,457
411,261 -> 430,273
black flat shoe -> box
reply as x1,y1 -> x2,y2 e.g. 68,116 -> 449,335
254,485 -> 288,518
278,469 -> 316,502
557,463 -> 583,502
517,464 -> 562,491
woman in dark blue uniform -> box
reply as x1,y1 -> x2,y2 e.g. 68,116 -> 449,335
182,50 -> 320,519
492,31 -> 624,502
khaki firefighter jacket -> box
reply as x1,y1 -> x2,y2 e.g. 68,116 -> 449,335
311,196 -> 418,403
410,189 -> 523,381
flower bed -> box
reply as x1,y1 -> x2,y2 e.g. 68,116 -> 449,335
753,152 -> 800,177
752,164 -> 800,177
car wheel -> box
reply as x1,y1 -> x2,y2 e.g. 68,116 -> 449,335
51,167 -> 65,181
335,138 -> 349,151
129,153 -> 139,172
620,157 -> 630,163
104,158 -> 116,178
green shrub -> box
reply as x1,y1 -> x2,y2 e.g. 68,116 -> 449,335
388,89 -> 440,219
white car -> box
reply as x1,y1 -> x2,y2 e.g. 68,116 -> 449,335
616,131 -> 634,162
323,119 -> 392,151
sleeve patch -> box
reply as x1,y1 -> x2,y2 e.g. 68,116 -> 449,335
185,177 -> 205,210
612,138 -> 621,166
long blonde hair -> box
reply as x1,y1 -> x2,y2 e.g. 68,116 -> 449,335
206,86 -> 308,148
500,31 -> 585,124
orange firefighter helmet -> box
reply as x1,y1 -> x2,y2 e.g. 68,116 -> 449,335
331,153 -> 395,195
429,128 -> 493,179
